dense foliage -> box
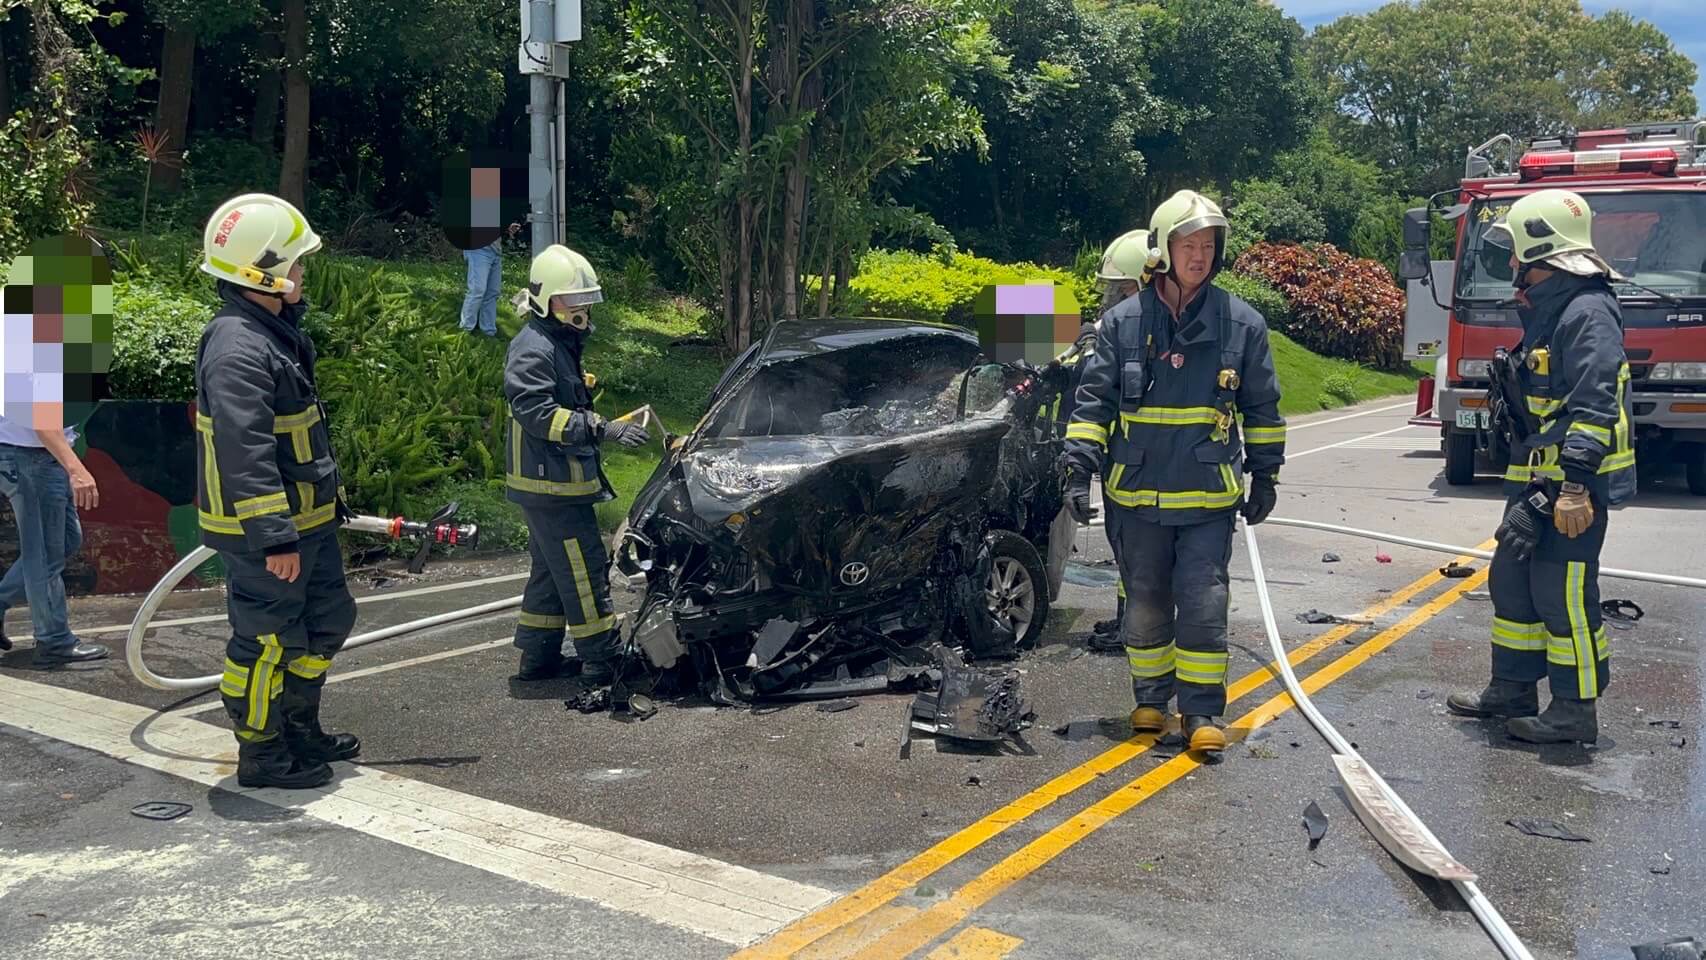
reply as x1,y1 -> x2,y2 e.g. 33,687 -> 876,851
1233,242 -> 1405,370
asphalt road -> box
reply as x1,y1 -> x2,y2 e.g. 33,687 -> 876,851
3,397 -> 1703,960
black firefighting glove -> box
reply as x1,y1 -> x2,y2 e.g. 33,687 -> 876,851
603,419 -> 651,448
1242,473 -> 1278,525
1062,464 -> 1098,525
1494,489 -> 1549,562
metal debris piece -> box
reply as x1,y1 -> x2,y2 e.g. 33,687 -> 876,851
1507,818 -> 1590,843
1296,609 -> 1371,626
1630,936 -> 1704,960
1303,801 -> 1329,849
1671,736 -> 1688,749
816,699 -> 859,714
566,689 -> 611,714
1648,719 -> 1683,729
1464,591 -> 1492,601
1321,552 -> 1341,563
1417,690 -> 1434,700
1438,561 -> 1474,578
908,657 -> 1034,747
130,801 -> 193,822
966,775 -> 983,787
1602,599 -> 1644,625
623,694 -> 659,721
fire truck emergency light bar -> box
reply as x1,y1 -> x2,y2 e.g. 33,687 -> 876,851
1518,146 -> 1680,180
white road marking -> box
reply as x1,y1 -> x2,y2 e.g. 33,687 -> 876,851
1286,400 -> 1414,432
12,571 -> 531,642
1289,424 -> 1422,459
0,674 -> 836,946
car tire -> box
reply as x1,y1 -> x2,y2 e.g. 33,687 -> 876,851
986,530 -> 1050,649
1688,456 -> 1706,496
1445,429 -> 1476,486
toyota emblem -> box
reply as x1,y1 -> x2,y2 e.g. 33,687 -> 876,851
840,562 -> 870,586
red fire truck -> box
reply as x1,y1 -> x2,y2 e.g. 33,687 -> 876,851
1400,120 -> 1706,495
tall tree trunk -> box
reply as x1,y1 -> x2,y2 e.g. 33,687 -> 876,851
152,25 -> 196,194
0,27 -> 12,120
251,1 -> 283,147
277,0 -> 310,210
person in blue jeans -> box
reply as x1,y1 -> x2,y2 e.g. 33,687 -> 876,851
0,414 -> 109,665
461,223 -> 522,337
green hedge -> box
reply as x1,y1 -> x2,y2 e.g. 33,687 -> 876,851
1212,272 -> 1293,333
847,249 -> 1097,326
111,278 -> 212,401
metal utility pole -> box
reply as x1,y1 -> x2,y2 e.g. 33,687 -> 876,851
518,0 -> 580,258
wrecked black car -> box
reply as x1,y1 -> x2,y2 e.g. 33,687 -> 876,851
612,318 -> 1078,702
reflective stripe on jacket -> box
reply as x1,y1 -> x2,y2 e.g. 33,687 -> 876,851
1500,274 -> 1636,506
194,287 -> 342,553
1063,284 -> 1287,526
504,317 -> 615,507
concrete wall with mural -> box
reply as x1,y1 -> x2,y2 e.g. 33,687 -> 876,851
0,401 -> 221,597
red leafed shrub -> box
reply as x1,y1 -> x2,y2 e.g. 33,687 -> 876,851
1233,242 -> 1405,370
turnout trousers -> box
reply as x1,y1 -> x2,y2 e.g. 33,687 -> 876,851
1488,494 -> 1611,700
1106,501 -> 1235,717
217,530 -> 357,745
513,505 -> 618,668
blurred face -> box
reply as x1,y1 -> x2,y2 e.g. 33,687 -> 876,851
1169,228 -> 1217,289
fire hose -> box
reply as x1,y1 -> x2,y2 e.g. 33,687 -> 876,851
125,503 -> 500,693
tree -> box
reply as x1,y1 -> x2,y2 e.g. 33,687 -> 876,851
1270,126 -> 1383,249
1224,178 -> 1325,261
276,0 -> 307,209
1129,0 -> 1315,211
1308,0 -> 1699,192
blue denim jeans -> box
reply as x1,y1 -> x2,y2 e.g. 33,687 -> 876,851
461,244 -> 503,336
0,445 -> 84,654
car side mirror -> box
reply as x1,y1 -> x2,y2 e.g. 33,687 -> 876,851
1402,207 -> 1431,251
1398,250 -> 1431,282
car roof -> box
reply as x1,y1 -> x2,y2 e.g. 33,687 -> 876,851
757,317 -> 979,363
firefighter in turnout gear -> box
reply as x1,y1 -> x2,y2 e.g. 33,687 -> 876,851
506,245 -> 650,684
1447,189 -> 1635,744
1082,229 -> 1153,651
195,193 -> 360,790
1061,191 -> 1287,755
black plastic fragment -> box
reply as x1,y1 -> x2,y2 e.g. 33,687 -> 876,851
1321,552 -> 1341,563
566,689 -> 611,714
131,801 -> 192,822
1648,719 -> 1683,729
1507,818 -> 1590,843
1602,599 -> 1644,623
1297,609 -> 1349,625
1630,936 -> 1704,960
1303,801 -> 1329,850
816,699 -> 859,714
1438,561 -> 1475,578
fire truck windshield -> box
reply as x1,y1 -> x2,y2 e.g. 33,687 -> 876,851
1456,191 -> 1706,303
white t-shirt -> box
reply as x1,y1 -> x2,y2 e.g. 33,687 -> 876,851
0,414 -> 76,448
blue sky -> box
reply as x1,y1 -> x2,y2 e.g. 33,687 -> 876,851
1275,0 -> 1706,109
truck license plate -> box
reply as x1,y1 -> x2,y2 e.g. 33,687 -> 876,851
1455,410 -> 1489,430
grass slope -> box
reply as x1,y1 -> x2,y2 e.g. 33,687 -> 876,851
1269,331 -> 1425,417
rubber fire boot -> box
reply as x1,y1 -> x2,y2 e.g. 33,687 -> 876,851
578,659 -> 617,688
284,706 -> 361,763
0,614 -> 11,651
237,737 -> 335,789
1130,705 -> 1167,734
1183,715 -> 1226,753
515,649 -> 565,682
1507,697 -> 1598,744
1446,680 -> 1539,719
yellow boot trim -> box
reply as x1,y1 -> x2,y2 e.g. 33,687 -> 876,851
1129,706 -> 1166,734
1188,722 -> 1227,753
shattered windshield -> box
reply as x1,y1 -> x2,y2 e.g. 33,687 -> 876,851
705,335 -> 984,439
1458,192 -> 1706,302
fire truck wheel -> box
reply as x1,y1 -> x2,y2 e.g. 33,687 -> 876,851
1687,457 -> 1706,496
1445,429 -> 1477,486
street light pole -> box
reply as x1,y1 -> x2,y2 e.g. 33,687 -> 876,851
519,0 -> 579,258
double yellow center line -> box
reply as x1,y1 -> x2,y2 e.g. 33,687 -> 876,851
735,542 -> 1496,960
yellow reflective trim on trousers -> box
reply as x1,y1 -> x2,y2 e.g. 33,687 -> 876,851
548,408 -> 572,443
287,653 -> 333,680
1116,578 -> 1125,600
1065,422 -> 1108,445
219,659 -> 251,699
1566,561 -> 1598,696
1175,649 -> 1228,685
564,539 -> 609,638
571,615 -> 617,639
247,634 -> 285,733
518,611 -> 567,630
1244,424 -> 1286,444
1492,617 -> 1546,651
234,492 -> 290,519
1126,643 -> 1175,679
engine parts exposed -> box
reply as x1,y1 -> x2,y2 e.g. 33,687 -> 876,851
906,656 -> 1035,748
613,319 -> 1074,705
